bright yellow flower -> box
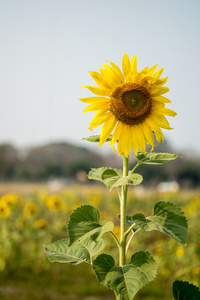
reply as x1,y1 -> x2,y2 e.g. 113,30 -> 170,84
24,202 -> 38,217
46,195 -> 62,210
80,53 -> 176,157
34,219 -> 48,229
0,201 -> 11,218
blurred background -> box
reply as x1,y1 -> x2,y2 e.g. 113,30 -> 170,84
0,0 -> 199,299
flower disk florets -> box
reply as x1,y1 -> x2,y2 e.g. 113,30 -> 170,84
110,83 -> 151,125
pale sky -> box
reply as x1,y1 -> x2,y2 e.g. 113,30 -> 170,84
0,0 -> 200,155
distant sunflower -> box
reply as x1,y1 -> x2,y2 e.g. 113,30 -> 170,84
46,195 -> 62,210
0,201 -> 11,218
24,202 -> 38,217
80,53 -> 176,157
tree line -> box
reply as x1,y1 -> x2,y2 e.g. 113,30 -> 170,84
0,142 -> 199,188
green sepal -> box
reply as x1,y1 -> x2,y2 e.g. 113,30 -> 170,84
45,237 -> 104,265
82,135 -> 112,143
67,205 -> 114,245
93,251 -> 157,300
130,201 -> 188,245
172,280 -> 200,299
137,152 -> 181,165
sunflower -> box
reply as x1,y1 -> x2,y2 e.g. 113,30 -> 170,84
0,201 -> 11,218
24,202 -> 38,217
34,218 -> 48,229
80,53 -> 176,157
45,195 -> 62,210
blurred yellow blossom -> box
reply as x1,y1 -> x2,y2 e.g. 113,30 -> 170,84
192,266 -> 200,275
1,194 -> 18,207
46,195 -> 63,210
154,246 -> 163,254
0,201 -> 11,218
34,219 -> 48,229
24,202 -> 38,217
176,246 -> 185,257
113,225 -> 120,239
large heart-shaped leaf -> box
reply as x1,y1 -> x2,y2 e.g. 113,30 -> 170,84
93,251 -> 157,300
131,201 -> 188,245
137,152 -> 181,165
172,280 -> 200,299
45,237 -> 104,265
68,205 -> 114,245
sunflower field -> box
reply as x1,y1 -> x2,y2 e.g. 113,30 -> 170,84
0,183 -> 199,300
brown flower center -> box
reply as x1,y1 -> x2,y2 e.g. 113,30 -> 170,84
110,83 -> 151,125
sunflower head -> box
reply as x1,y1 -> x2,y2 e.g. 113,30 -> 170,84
80,53 -> 176,157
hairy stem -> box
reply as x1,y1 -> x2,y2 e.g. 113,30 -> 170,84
116,154 -> 129,300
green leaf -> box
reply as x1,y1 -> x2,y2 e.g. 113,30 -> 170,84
93,254 -> 115,283
137,152 -> 181,165
131,201 -> 188,245
45,237 -> 105,265
101,169 -> 143,191
93,251 -> 157,300
172,280 -> 200,300
82,135 -> 112,143
88,168 -> 142,191
68,205 -> 100,225
68,205 -> 114,245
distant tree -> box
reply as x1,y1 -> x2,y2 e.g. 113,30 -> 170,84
0,144 -> 18,180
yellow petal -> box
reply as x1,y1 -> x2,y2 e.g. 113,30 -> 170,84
79,96 -> 109,103
158,108 -> 177,117
150,86 -> 169,96
83,102 -> 110,114
112,122 -> 121,146
151,95 -> 171,103
130,55 -> 137,74
155,76 -> 168,87
101,63 -> 123,87
130,126 -> 139,156
145,117 -> 164,143
153,68 -> 164,79
122,53 -> 131,81
88,71 -> 113,90
89,111 -> 113,130
146,64 -> 158,76
142,121 -> 155,148
135,125 -> 146,153
150,114 -> 172,129
99,115 -> 117,146
82,86 -> 112,96
115,122 -> 124,156
108,61 -> 124,84
123,125 -> 132,157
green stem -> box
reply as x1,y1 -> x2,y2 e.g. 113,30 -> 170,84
130,162 -> 142,174
119,154 -> 129,266
115,154 -> 129,300
125,223 -> 136,237
110,231 -> 120,249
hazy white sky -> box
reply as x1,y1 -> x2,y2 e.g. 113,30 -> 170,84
0,0 -> 200,154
